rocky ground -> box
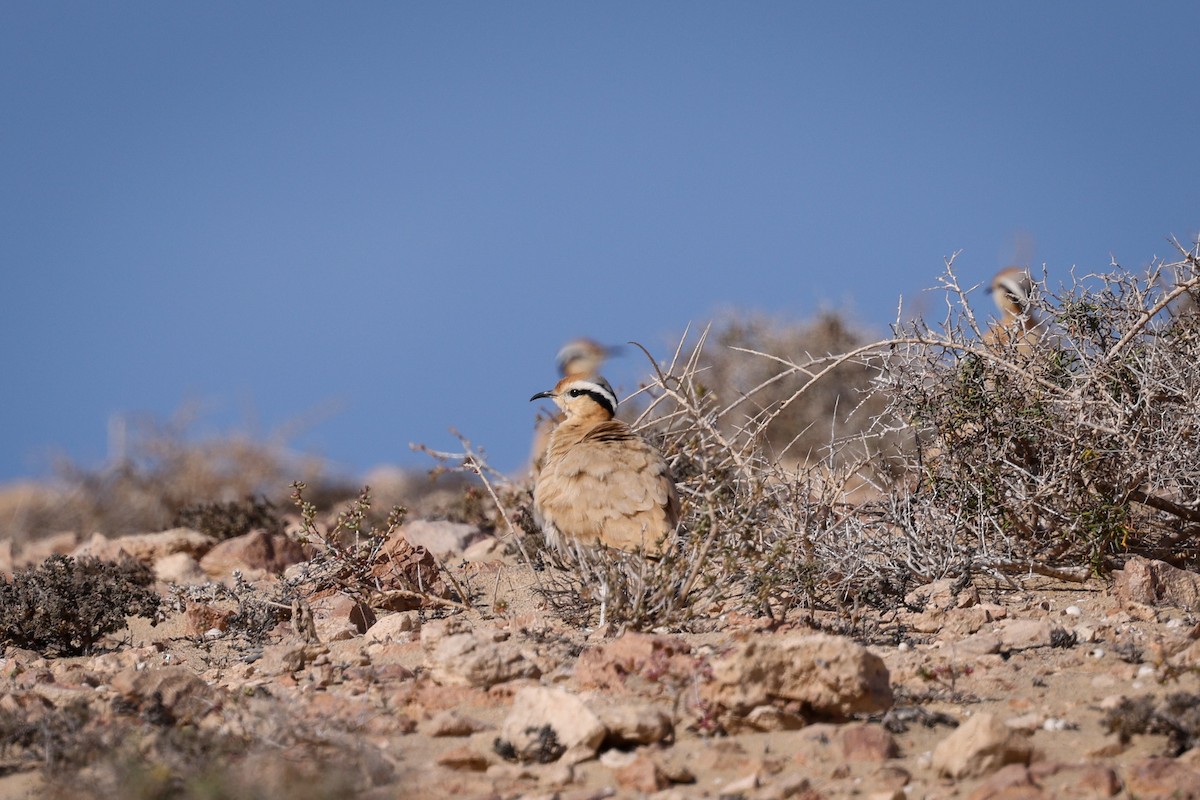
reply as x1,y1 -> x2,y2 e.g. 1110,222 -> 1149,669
3,520 -> 1200,799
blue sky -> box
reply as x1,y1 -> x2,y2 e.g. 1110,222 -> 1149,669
3,3 -> 1197,483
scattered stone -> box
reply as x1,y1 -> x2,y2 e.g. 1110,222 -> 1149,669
932,713 -> 1032,779
257,641 -> 328,676
110,665 -> 213,723
154,551 -> 209,584
73,528 -> 216,565
700,633 -> 893,730
422,618 -> 540,688
574,631 -> 693,696
1112,556 -> 1200,610
956,632 -> 1003,656
996,619 -> 1072,650
612,755 -> 671,793
366,611 -> 420,644
591,701 -> 673,746
840,723 -> 898,761
1076,764 -> 1122,797
1123,757 -> 1200,798
425,709 -> 489,737
401,519 -> 484,557
184,602 -> 236,636
199,529 -> 307,576
966,763 -> 1042,800
436,745 -> 491,771
498,686 -> 606,763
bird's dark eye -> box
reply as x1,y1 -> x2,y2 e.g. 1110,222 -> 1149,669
569,389 -> 583,397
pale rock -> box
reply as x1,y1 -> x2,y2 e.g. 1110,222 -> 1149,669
591,700 -> 674,746
400,519 -> 484,557
932,712 -> 1032,779
700,633 -> 893,728
154,552 -> 208,584
499,686 -> 607,762
744,704 -> 808,731
1112,556 -> 1200,610
996,618 -> 1071,650
73,527 -> 216,565
257,641 -> 328,676
199,529 -> 307,577
422,617 -> 540,688
462,536 -> 506,562
955,632 -> 1003,656
722,772 -> 761,794
424,709 -> 489,737
365,611 -> 419,644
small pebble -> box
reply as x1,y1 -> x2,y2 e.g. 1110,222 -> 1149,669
1064,605 -> 1083,617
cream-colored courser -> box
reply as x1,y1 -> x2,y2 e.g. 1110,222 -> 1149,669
528,338 -> 618,478
530,374 -> 679,556
984,267 -> 1037,352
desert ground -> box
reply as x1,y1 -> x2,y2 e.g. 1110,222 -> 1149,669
2,508 -> 1200,800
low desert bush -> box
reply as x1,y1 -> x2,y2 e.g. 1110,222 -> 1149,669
428,237 -> 1200,630
0,555 -> 161,656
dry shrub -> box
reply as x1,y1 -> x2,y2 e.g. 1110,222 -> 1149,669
877,243 -> 1200,574
425,237 -> 1200,629
696,309 -> 892,468
0,555 -> 161,656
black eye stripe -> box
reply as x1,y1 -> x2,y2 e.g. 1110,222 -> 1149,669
576,389 -> 615,416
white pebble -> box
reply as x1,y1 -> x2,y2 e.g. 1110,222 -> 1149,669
1090,648 -> 1106,659
1064,605 -> 1083,617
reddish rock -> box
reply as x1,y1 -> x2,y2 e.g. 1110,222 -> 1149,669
110,665 -> 213,723
613,755 -> 671,793
1123,758 -> 1200,799
1112,556 -> 1200,610
199,529 -> 307,576
185,602 -> 236,636
967,764 -> 1044,800
840,723 -> 898,761
574,631 -> 694,695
